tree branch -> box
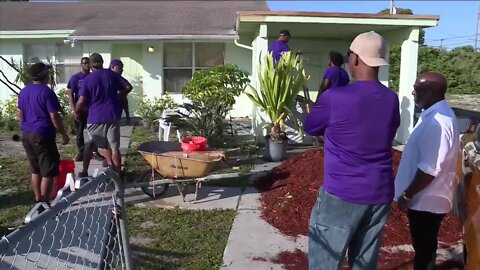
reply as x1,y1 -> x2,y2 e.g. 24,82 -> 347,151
0,78 -> 19,96
0,56 -> 20,73
0,69 -> 22,92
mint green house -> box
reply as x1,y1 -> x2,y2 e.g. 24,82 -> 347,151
0,1 -> 438,143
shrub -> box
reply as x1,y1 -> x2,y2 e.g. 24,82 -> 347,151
1,95 -> 19,131
56,89 -> 76,134
181,64 -> 250,145
136,94 -> 177,123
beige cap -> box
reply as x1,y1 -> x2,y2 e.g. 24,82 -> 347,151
349,31 -> 389,67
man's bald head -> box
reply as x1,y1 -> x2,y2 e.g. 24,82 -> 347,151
416,72 -> 448,94
413,71 -> 448,109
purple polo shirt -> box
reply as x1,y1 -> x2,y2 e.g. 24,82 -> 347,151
323,66 -> 350,90
17,83 -> 61,140
268,40 -> 290,63
304,80 -> 400,205
79,69 -> 124,124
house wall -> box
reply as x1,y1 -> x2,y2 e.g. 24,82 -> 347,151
287,37 -> 390,102
225,42 -> 253,118
138,40 -> 254,118
0,39 -> 253,118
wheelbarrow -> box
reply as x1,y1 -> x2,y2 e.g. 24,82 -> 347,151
135,141 -> 251,203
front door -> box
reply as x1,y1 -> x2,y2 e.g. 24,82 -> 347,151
112,44 -> 144,116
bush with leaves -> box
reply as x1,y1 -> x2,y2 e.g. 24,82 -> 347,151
0,95 -> 19,131
56,89 -> 76,134
181,64 -> 250,145
136,94 -> 177,123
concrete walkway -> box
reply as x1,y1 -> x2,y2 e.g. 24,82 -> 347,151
74,125 -> 133,176
221,182 -> 308,270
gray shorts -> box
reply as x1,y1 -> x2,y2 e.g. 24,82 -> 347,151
86,122 -> 120,150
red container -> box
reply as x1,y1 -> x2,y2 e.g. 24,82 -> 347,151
50,160 -> 75,200
181,136 -> 207,152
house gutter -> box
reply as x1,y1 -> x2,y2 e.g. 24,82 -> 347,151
234,15 -> 253,51
0,30 -> 74,39
67,35 -> 236,41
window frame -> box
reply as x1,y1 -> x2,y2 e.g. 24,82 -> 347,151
163,42 -> 225,93
23,43 -> 83,86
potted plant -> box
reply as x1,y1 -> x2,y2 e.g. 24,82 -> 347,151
246,52 -> 308,161
136,97 -> 158,129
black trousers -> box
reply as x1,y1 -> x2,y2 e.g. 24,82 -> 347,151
75,110 -> 88,154
407,208 -> 446,270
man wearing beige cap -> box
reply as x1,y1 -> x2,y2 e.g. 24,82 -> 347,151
304,31 -> 400,269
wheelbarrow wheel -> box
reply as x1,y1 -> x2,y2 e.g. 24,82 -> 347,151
139,170 -> 169,198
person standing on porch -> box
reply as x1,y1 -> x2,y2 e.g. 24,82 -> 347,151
18,62 -> 69,204
315,51 -> 350,102
268,29 -> 291,63
75,53 -> 127,176
395,72 -> 459,270
109,59 -> 133,125
304,31 -> 400,269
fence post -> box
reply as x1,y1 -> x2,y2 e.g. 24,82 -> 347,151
106,169 -> 134,270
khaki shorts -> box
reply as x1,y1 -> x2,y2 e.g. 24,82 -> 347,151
86,122 -> 120,150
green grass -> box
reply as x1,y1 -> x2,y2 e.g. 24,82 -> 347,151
124,126 -> 158,182
0,132 -> 77,236
57,138 -> 77,160
127,206 -> 236,270
0,156 -> 33,235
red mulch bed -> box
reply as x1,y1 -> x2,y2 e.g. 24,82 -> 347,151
255,148 -> 464,269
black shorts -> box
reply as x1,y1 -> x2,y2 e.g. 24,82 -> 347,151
22,132 -> 60,177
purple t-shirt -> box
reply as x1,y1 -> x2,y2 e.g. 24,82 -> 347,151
67,71 -> 89,104
323,66 -> 350,90
79,69 -> 124,124
17,83 -> 61,140
304,80 -> 400,205
268,40 -> 290,63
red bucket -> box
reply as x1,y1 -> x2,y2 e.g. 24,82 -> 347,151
181,136 -> 207,152
50,160 -> 75,200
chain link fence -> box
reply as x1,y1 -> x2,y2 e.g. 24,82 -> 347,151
0,169 -> 133,270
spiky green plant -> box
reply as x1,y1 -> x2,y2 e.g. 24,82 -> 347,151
246,52 -> 309,141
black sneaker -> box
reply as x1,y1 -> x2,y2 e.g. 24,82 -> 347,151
78,171 -> 89,178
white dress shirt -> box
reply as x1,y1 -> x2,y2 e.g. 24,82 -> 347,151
394,100 -> 459,214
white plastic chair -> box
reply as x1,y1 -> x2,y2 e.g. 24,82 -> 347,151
155,110 -> 182,142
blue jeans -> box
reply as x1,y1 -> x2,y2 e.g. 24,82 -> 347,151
308,188 -> 391,270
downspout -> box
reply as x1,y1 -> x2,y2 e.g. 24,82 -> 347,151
234,15 -> 253,51
234,39 -> 252,51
